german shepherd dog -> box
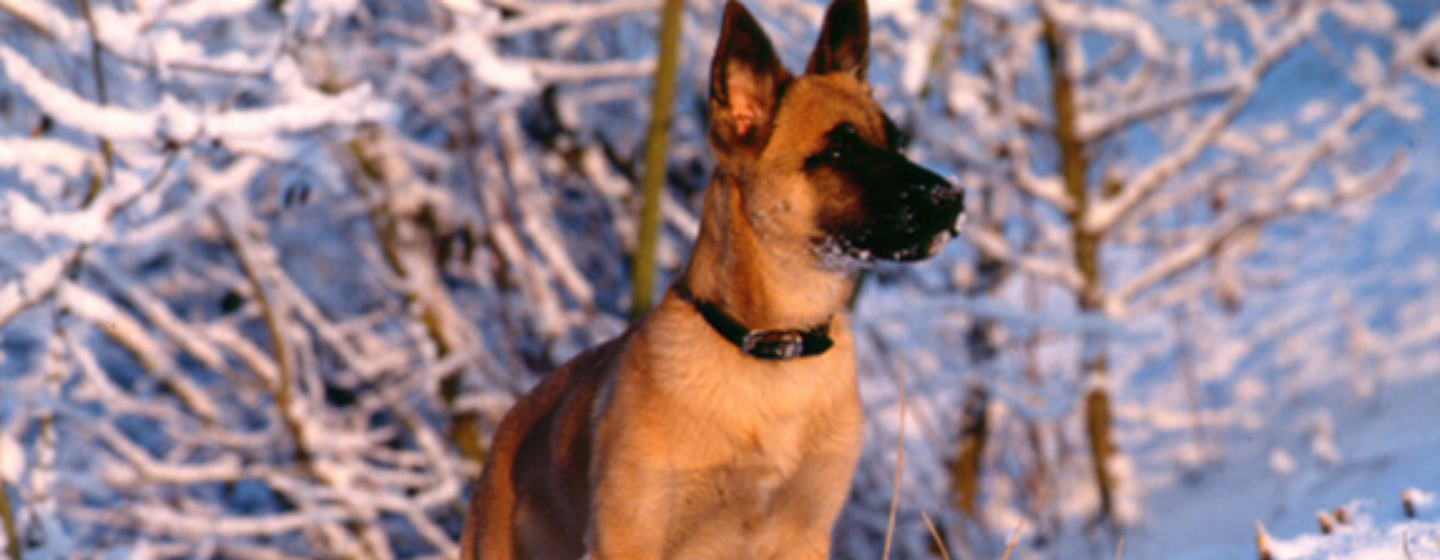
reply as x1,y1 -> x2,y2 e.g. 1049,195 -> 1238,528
461,0 -> 964,557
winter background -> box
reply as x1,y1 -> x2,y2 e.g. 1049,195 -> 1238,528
1,0 -> 1438,559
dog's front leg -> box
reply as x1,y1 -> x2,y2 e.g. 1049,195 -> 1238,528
756,403 -> 864,560
586,458 -> 674,560
752,450 -> 859,560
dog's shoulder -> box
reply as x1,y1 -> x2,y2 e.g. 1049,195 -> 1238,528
488,330 -> 632,455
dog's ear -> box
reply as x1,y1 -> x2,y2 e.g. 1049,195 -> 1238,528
710,1 -> 789,163
805,0 -> 868,80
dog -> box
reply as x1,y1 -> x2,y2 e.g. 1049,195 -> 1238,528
460,0 -> 964,557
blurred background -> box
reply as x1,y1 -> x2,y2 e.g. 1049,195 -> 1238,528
2,0 -> 1438,558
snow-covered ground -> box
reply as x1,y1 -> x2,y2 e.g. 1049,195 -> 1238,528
1119,95 -> 1440,560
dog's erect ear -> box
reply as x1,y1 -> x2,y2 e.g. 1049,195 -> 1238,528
710,1 -> 789,161
805,0 -> 868,80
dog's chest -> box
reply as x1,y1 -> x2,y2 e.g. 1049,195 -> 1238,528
680,412 -> 811,516
706,366 -> 848,493
630,318 -> 860,509
732,408 -> 809,475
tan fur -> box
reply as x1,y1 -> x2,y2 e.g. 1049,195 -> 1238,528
460,1 -> 960,558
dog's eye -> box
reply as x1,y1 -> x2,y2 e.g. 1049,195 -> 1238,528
826,123 -> 860,160
806,123 -> 861,168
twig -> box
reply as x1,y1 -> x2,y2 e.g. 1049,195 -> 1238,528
0,146 -> 178,334
920,511 -> 952,560
346,131 -> 490,463
213,205 -> 308,465
882,350 -> 907,560
75,0 -> 115,202
1000,520 -> 1025,560
0,0 -> 58,40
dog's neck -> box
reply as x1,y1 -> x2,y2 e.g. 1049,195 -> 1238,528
680,174 -> 856,333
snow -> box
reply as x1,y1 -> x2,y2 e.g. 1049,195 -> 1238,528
899,13 -> 937,96
0,0 -> 84,45
0,45 -> 386,145
1330,1 -> 1398,34
439,0 -> 483,16
1044,0 -> 1167,60
1,191 -> 109,244
451,11 -> 541,93
0,253 -> 69,327
1265,513 -> 1440,560
161,0 -> 263,25
0,46 -> 159,140
1117,165 -> 1440,560
1270,448 -> 1296,477
1407,489 -> 1437,513
0,139 -> 93,182
204,84 -> 390,138
0,432 -> 22,483
1350,46 -> 1384,87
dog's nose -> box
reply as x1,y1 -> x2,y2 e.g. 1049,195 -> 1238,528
904,168 -> 964,211
926,181 -> 964,208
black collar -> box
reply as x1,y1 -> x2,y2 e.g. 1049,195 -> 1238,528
673,282 -> 835,361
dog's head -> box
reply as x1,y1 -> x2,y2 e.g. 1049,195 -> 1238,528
709,0 -> 964,266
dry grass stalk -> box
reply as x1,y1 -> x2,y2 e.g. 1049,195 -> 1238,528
882,352 -> 907,560
1000,520 -> 1025,560
1256,521 -> 1274,560
920,510 -> 953,560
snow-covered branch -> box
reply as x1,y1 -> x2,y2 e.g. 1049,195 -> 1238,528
1082,3 -> 1324,235
0,46 -> 388,143
966,225 -> 1084,291
1111,153 -> 1406,316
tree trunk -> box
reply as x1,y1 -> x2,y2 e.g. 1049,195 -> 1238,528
952,191 -> 1005,517
629,0 -> 685,320
950,384 -> 989,517
0,477 -> 19,560
1041,12 -> 1118,522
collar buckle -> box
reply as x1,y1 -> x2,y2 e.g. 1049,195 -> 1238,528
743,331 -> 805,360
